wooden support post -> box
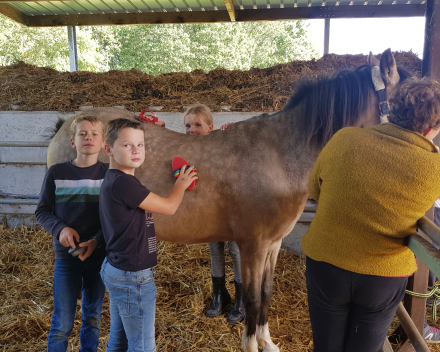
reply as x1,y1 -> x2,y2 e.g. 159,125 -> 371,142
396,256 -> 429,352
393,6 -> 440,350
324,18 -> 330,55
422,0 -> 440,79
67,25 -> 78,72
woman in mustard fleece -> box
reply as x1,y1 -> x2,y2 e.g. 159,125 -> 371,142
301,77 -> 440,352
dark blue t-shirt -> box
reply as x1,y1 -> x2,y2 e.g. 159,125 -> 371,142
35,160 -> 108,260
99,169 -> 158,271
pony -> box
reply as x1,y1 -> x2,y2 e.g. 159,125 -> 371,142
46,49 -> 412,352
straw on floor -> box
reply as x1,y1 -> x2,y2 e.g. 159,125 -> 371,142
1,224 -> 439,351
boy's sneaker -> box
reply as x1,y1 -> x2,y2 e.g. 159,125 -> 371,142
426,295 -> 440,307
424,326 -> 440,343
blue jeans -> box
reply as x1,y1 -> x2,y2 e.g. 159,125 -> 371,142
100,258 -> 157,352
47,255 -> 105,352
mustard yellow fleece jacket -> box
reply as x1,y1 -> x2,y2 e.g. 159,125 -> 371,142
301,123 -> 440,277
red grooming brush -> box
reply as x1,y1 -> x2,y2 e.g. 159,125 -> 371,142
172,156 -> 197,191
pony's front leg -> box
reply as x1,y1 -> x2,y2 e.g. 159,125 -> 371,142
256,240 -> 282,352
240,242 -> 267,352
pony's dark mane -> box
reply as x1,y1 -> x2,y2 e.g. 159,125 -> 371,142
284,65 -> 411,149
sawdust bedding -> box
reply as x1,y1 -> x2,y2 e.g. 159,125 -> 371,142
0,51 -> 421,113
2,225 -> 440,351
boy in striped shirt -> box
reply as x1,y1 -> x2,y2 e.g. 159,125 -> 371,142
35,114 -> 108,352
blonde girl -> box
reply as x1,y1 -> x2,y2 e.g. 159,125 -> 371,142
183,104 -> 243,323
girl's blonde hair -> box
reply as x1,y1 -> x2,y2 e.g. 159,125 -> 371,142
183,104 -> 214,126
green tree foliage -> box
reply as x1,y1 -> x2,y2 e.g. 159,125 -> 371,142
113,21 -> 317,74
0,14 -> 317,74
0,15 -> 109,71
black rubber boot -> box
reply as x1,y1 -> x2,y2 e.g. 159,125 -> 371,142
205,275 -> 231,317
227,281 -> 244,323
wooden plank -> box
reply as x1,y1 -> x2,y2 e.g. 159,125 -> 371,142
0,3 -> 28,24
397,339 -> 416,352
423,0 -> 440,80
408,233 -> 440,279
25,9 -> 231,26
396,303 -> 431,352
402,255 -> 429,345
235,4 -> 426,21
381,338 -> 394,352
223,0 -> 235,21
418,216 -> 440,248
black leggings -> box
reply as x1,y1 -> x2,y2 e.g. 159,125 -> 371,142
306,256 -> 408,352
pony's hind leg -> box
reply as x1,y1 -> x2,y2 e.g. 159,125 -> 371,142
239,242 -> 267,352
256,240 -> 282,352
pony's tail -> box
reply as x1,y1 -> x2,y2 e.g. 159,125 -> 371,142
44,117 -> 65,141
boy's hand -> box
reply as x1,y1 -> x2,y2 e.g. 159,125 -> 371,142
59,227 -> 80,248
78,239 -> 97,261
175,165 -> 198,190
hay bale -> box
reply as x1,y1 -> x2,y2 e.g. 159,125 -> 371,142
0,52 -> 421,113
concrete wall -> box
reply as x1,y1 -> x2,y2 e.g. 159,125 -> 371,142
0,110 -> 312,254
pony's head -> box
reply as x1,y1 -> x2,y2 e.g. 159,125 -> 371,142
285,49 -> 412,149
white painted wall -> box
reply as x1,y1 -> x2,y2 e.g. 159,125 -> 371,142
0,110 -> 312,254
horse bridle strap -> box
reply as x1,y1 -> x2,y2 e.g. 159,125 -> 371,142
371,66 -> 390,123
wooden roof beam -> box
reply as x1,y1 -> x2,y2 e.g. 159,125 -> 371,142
26,10 -> 231,27
236,4 -> 426,21
0,3 -> 28,25
224,0 -> 236,21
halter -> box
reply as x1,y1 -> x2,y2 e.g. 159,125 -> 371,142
371,66 -> 390,124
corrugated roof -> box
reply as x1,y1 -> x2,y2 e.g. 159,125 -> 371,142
7,0 -> 425,16
0,0 -> 426,27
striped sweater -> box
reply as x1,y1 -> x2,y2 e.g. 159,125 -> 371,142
35,161 -> 108,259
301,123 -> 440,277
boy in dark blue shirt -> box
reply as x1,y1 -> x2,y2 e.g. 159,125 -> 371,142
99,118 -> 197,352
35,115 -> 107,352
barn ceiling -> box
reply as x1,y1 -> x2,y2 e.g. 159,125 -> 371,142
0,0 -> 426,27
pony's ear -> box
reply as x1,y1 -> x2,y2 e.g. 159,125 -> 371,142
379,48 -> 399,87
367,51 -> 380,67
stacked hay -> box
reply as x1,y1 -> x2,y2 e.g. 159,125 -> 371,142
0,52 -> 421,113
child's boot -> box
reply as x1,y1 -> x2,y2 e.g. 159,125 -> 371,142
227,281 -> 244,323
206,275 -> 231,317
